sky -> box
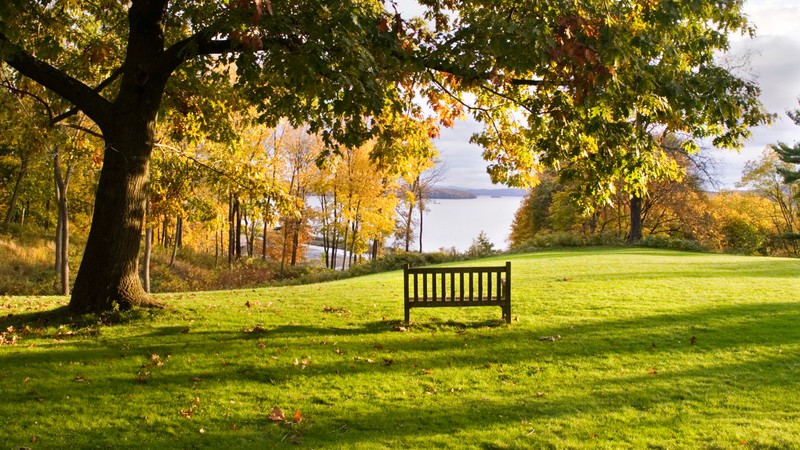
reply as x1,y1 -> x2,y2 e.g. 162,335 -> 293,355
409,1 -> 800,190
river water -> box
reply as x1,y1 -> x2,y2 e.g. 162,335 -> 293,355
418,196 -> 524,252
305,195 -> 524,264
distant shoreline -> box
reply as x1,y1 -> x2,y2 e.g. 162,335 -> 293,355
429,186 -> 527,200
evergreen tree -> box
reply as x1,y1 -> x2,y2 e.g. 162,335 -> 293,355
773,104 -> 800,184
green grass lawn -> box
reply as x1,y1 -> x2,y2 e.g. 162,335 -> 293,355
2,248 -> 799,449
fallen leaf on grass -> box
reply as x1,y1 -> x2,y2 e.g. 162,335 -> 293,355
322,306 -> 351,315
539,335 -> 561,341
180,397 -> 201,419
230,424 -> 238,431
245,301 -> 252,308
647,369 -> 657,375
269,407 -> 285,422
293,410 -> 302,423
198,428 -> 206,434
293,358 -> 309,369
74,376 -> 87,383
421,369 -> 433,375
690,336 -> 697,345
135,371 -> 151,382
383,359 -> 394,366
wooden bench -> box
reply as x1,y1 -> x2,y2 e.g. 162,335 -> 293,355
403,262 -> 511,325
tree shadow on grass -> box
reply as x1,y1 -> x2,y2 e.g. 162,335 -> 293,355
2,300 -> 800,448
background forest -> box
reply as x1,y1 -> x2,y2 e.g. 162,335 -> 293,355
0,96 -> 448,295
508,142 -> 800,257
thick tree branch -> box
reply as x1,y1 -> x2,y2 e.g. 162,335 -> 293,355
51,66 -> 125,125
0,32 -> 113,131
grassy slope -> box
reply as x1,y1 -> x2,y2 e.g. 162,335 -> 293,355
1,248 -> 799,449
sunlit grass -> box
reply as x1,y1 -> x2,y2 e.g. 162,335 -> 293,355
1,248 -> 799,448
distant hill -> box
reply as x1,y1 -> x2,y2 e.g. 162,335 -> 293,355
463,188 -> 527,197
428,188 -> 478,199
428,186 -> 528,199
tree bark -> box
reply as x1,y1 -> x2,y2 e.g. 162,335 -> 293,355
628,194 -> 643,244
144,199 -> 152,293
228,191 -> 235,267
53,146 -> 73,296
234,197 -> 242,260
69,2 -> 175,313
2,0 -> 240,313
3,155 -> 28,226
70,128 -> 159,313
169,215 -> 181,267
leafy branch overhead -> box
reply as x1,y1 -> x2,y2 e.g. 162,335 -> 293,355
0,0 -> 770,313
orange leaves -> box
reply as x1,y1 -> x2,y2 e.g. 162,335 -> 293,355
269,407 -> 302,424
180,397 -> 201,419
268,406 -> 285,422
294,358 -> 309,369
0,326 -> 19,346
322,306 -> 351,315
229,0 -> 272,49
243,324 -> 266,333
137,353 -> 169,383
548,13 -> 614,104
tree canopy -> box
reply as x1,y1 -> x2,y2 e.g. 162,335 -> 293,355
0,0 -> 770,313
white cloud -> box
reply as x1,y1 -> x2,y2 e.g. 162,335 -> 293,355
710,1 -> 800,187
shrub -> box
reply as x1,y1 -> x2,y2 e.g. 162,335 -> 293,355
638,235 -> 708,253
466,231 -> 495,258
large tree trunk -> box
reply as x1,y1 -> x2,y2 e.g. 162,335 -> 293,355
70,127 -> 158,313
628,194 -> 643,244
69,1 -> 172,313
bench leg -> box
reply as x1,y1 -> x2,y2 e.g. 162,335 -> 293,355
405,307 -> 410,327
503,304 -> 511,324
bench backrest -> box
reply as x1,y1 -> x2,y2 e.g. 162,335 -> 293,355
404,262 -> 511,304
